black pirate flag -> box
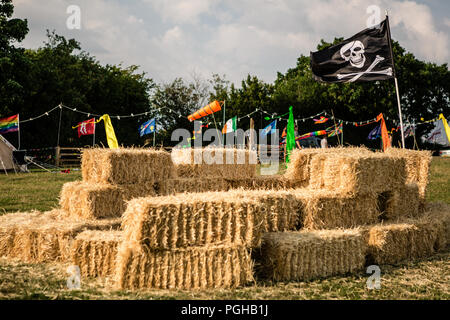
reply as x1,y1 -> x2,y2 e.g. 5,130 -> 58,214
310,19 -> 394,83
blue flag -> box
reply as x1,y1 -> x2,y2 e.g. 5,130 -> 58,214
368,124 -> 381,140
139,118 -> 156,137
261,120 -> 277,137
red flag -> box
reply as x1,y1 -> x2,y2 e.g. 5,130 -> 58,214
77,118 -> 96,138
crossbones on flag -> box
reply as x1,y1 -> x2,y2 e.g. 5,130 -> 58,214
310,19 -> 394,83
77,118 -> 95,138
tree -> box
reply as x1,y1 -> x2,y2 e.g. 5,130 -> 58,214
0,0 -> 29,116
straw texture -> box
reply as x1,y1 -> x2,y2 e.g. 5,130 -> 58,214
121,190 -> 299,249
71,230 -> 121,277
366,209 -> 449,265
172,148 -> 257,179
0,210 -> 120,263
259,229 -> 367,281
115,242 -> 253,290
82,148 -> 175,185
59,181 -> 156,219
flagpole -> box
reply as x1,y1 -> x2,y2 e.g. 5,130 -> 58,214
57,104 -> 62,147
222,100 -> 226,146
386,13 -> 405,148
17,114 -> 20,150
153,120 -> 156,147
92,118 -> 96,147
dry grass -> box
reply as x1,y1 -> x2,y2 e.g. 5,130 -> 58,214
71,230 -> 121,278
115,242 -> 253,290
159,178 -> 228,195
82,148 -> 175,185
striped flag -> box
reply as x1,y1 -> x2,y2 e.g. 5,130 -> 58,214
0,114 -> 19,134
222,116 -> 237,133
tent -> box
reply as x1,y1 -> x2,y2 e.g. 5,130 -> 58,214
0,134 -> 18,171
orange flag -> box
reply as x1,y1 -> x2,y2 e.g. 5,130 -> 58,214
376,113 -> 391,151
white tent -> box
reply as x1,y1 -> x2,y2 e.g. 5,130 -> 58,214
0,134 -> 18,171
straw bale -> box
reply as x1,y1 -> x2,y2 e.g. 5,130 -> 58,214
225,176 -> 305,190
172,148 -> 257,179
121,190 -> 299,249
71,230 -> 121,277
366,209 -> 449,265
59,181 -> 156,219
259,229 -> 367,281
385,148 -> 432,203
385,184 -> 421,220
115,242 -> 253,290
82,148 -> 175,185
309,153 -> 407,195
159,178 -> 228,195
293,189 -> 380,230
0,210 -> 120,263
284,147 -> 372,182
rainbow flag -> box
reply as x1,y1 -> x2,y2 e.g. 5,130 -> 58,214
0,114 -> 19,134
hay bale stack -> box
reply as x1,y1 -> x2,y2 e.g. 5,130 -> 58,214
159,178 -> 228,195
115,242 -> 253,290
0,210 -> 120,263
82,148 -> 175,185
366,210 -> 449,265
284,147 -> 372,183
385,148 -> 432,203
172,148 -> 257,179
71,230 -> 121,277
59,181 -> 156,219
308,153 -> 407,195
387,184 -> 421,220
121,190 -> 299,249
259,229 -> 367,281
293,189 -> 380,230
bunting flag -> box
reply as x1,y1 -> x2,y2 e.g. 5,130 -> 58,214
285,106 -> 296,163
139,118 -> 156,137
296,130 -> 327,140
314,116 -> 329,124
74,118 -> 96,138
368,124 -> 381,140
0,114 -> 19,134
310,19 -> 394,83
222,116 -> 237,134
376,113 -> 391,151
99,114 -> 119,149
328,122 -> 343,137
261,120 -> 277,137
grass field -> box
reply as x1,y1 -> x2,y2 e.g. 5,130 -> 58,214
0,158 -> 449,299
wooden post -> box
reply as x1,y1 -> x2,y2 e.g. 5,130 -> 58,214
249,118 -> 255,150
55,146 -> 61,167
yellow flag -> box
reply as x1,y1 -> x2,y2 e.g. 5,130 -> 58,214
99,114 -> 119,149
439,114 -> 450,144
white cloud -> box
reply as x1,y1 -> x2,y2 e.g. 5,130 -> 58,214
11,0 -> 450,85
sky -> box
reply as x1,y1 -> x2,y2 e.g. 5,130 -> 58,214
12,0 -> 450,85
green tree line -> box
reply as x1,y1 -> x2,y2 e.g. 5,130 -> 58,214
1,0 -> 449,149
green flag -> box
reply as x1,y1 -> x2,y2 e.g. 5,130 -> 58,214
286,106 -> 296,163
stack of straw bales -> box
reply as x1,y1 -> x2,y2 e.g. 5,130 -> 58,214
115,189 -> 300,289
60,148 -> 174,219
0,210 -> 120,263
